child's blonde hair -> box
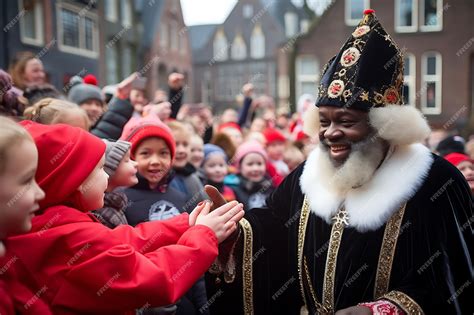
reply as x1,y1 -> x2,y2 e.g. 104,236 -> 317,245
166,120 -> 192,138
0,116 -> 33,174
23,98 -> 90,129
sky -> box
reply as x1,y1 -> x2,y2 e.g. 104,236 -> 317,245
180,0 -> 332,26
181,0 -> 238,26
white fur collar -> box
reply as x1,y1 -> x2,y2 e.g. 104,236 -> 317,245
300,143 -> 433,232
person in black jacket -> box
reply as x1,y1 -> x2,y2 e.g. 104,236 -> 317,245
89,73 -> 137,140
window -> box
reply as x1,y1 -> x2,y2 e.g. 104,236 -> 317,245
284,12 -> 298,37
250,25 -> 265,59
243,4 -> 253,19
402,54 -> 416,106
19,0 -> 44,46
395,0 -> 417,32
121,0 -> 132,27
213,28 -> 228,62
420,0 -> 443,31
421,52 -> 442,114
231,34 -> 247,60
106,46 -> 118,84
104,0 -> 118,22
159,23 -> 168,49
300,19 -> 310,33
122,45 -> 132,77
296,56 -> 319,98
57,3 -> 98,57
345,0 -> 370,26
170,21 -> 178,51
216,62 -> 267,101
202,70 -> 213,104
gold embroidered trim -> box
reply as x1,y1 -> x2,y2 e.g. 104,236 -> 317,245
297,197 -> 311,310
374,204 -> 407,298
240,218 -> 254,315
381,290 -> 424,315
303,256 -> 329,313
322,207 -> 348,312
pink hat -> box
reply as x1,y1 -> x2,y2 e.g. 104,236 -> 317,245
233,141 -> 268,169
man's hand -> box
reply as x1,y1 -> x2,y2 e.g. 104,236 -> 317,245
168,72 -> 185,90
116,72 -> 139,100
335,306 -> 372,315
242,83 -> 254,98
204,185 -> 227,210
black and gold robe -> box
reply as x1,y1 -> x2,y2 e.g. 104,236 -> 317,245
206,144 -> 473,314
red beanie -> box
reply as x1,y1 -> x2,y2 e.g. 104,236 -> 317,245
19,121 -> 106,210
120,117 -> 176,160
218,122 -> 241,132
263,128 -> 286,145
444,153 -> 470,166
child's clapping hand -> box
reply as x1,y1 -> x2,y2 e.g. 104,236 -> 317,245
189,200 -> 244,243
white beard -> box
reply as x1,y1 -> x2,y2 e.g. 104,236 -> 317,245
318,135 -> 387,194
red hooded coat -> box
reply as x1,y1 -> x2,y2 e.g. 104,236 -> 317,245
5,122 -> 218,314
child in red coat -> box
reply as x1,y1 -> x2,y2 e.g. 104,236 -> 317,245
5,121 -> 244,314
0,116 -> 51,314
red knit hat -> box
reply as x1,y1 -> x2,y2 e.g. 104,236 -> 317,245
444,153 -> 471,166
19,121 -> 106,210
263,128 -> 286,144
120,117 -> 176,160
218,122 -> 241,132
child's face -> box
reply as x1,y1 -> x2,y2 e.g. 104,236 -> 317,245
135,138 -> 172,189
240,153 -> 266,183
78,155 -> 109,211
80,99 -> 104,125
108,150 -> 138,190
172,131 -> 190,169
0,140 -> 45,237
203,154 -> 228,183
189,139 -> 204,169
267,141 -> 285,161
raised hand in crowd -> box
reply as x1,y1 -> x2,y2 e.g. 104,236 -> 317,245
168,72 -> 185,91
116,72 -> 140,100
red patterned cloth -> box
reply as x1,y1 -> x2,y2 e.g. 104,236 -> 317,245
358,300 -> 406,315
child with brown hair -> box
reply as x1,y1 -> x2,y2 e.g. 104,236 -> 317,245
5,121 -> 244,314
